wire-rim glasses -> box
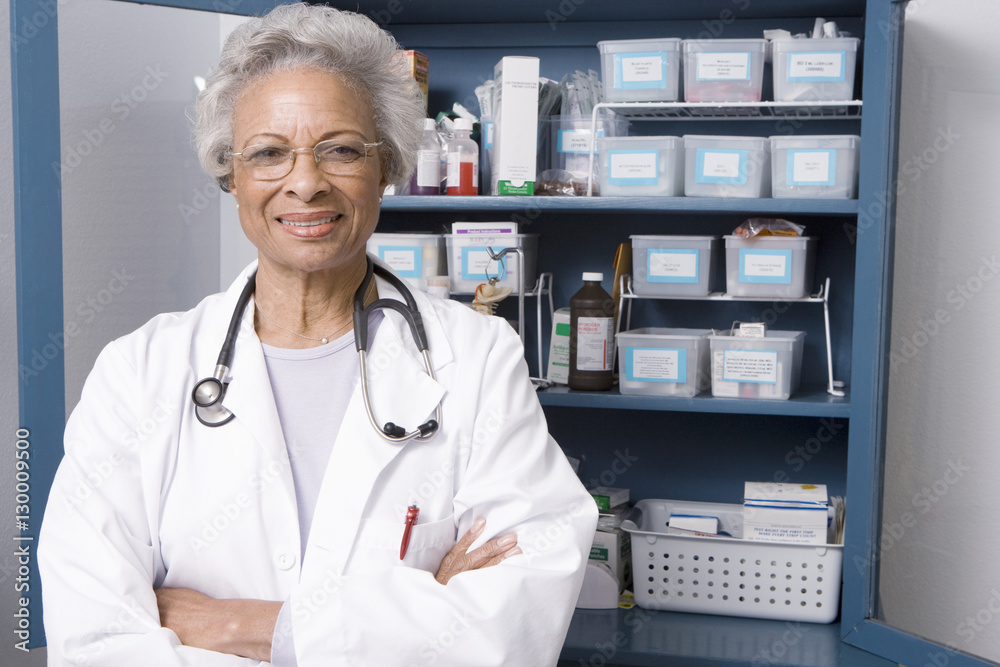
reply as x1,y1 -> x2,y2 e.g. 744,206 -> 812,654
230,138 -> 383,180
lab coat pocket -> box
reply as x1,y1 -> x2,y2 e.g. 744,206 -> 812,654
350,515 -> 456,575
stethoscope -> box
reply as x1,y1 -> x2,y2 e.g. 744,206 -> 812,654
191,256 -> 441,443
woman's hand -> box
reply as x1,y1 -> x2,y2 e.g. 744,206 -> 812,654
155,587 -> 281,661
435,518 -> 521,585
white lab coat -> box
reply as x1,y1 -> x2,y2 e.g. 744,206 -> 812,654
39,260 -> 596,667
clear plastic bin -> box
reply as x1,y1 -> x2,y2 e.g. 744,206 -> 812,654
709,330 -> 806,400
724,235 -> 816,298
772,37 -> 860,102
622,498 -> 842,622
630,235 -> 719,296
598,38 -> 682,102
770,134 -> 860,199
367,233 -> 446,291
684,135 -> 770,198
599,136 -> 684,197
682,39 -> 767,103
543,113 -> 629,181
444,233 -> 538,295
617,328 -> 713,398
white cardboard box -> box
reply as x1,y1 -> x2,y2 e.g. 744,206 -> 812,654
491,56 -> 539,195
590,527 -> 631,591
744,482 -> 829,544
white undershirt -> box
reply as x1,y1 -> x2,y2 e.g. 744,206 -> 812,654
263,311 -> 383,666
261,310 -> 383,558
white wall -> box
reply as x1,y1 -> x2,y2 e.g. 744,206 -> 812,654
878,0 -> 1000,662
59,0 -> 226,411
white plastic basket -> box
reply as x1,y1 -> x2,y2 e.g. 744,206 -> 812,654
622,499 -> 842,623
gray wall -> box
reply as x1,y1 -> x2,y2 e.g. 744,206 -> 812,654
878,0 -> 1000,663
59,0 -> 227,411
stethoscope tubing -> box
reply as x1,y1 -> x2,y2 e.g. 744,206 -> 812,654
191,258 -> 441,443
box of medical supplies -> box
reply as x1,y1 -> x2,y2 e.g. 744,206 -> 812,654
367,233 -> 446,291
590,527 -> 631,592
598,38 -> 682,103
444,233 -> 538,295
770,135 -> 861,199
491,56 -> 540,195
589,486 -> 629,511
744,482 -> 830,545
709,330 -> 806,400
617,328 -> 713,398
683,135 -> 770,198
545,114 -> 629,181
724,235 -> 816,298
771,37 -> 860,102
681,39 -> 767,103
598,136 -> 684,197
546,307 -> 571,384
622,498 -> 843,623
630,235 -> 719,296
398,50 -> 429,113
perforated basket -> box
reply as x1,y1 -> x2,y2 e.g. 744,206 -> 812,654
622,499 -> 842,623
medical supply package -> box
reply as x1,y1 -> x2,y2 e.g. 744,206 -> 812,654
589,527 -> 632,592
491,56 -> 540,195
743,482 -> 829,545
399,50 -> 430,114
547,308 -> 571,384
589,486 -> 629,511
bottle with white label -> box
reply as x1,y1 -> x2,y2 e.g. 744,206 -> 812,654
446,118 -> 479,196
568,272 -> 615,391
410,118 -> 442,196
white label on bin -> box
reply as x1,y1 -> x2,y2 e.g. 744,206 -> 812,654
558,128 -> 604,154
378,246 -> 421,278
626,347 -> 686,383
608,150 -> 659,186
696,148 -> 748,185
576,317 -> 614,371
614,52 -> 667,90
697,52 -> 751,81
722,350 -> 778,384
739,249 -> 793,284
788,149 -> 836,185
461,246 -> 510,283
648,249 -> 699,283
787,51 -> 846,81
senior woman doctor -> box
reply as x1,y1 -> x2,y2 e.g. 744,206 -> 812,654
39,5 -> 596,666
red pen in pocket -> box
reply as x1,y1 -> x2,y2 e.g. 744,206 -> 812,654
399,504 -> 419,560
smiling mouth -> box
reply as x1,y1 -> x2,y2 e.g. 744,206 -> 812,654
277,215 -> 342,227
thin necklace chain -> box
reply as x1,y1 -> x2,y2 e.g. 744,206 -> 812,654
256,280 -> 375,345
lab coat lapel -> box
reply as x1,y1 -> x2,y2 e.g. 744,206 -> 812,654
306,270 -> 449,574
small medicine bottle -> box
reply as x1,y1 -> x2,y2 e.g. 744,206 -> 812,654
446,118 -> 479,196
410,118 -> 441,196
568,272 -> 615,391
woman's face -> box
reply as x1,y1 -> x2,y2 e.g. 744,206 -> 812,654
229,68 -> 385,277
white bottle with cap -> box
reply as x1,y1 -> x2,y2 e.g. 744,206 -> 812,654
411,118 -> 442,195
569,272 -> 615,391
446,118 -> 479,195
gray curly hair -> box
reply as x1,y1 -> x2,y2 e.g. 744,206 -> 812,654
195,4 -> 425,192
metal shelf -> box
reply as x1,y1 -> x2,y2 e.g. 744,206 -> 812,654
617,275 -> 845,398
585,100 -> 862,195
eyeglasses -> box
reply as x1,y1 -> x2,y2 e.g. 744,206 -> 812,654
230,138 -> 383,180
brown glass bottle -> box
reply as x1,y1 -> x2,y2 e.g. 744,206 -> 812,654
568,272 -> 615,391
